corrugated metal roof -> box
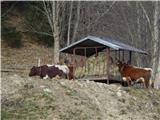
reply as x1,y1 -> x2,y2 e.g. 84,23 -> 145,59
101,37 -> 147,54
60,35 -> 147,57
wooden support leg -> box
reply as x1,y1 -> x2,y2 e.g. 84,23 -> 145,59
129,51 -> 132,64
122,51 -> 124,62
106,48 -> 110,84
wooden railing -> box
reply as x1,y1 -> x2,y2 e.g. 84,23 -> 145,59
1,65 -> 32,73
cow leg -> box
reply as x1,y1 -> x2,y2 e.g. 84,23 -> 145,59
66,74 -> 69,79
144,79 -> 149,88
135,77 -> 144,88
140,77 -> 148,88
128,77 -> 132,87
122,77 -> 131,87
67,73 -> 70,79
150,80 -> 154,88
43,75 -> 49,79
63,74 -> 68,79
144,81 -> 147,88
127,80 -> 131,87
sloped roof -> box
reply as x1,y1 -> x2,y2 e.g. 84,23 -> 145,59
60,35 -> 147,57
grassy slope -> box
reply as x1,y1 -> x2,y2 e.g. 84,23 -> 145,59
1,7 -> 55,69
1,74 -> 160,120
1,40 -> 54,68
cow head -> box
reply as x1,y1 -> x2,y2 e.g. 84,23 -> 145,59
29,66 -> 40,76
116,60 -> 122,67
115,60 -> 126,72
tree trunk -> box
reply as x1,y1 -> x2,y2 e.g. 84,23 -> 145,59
71,1 -> 81,43
136,2 -> 141,66
53,32 -> 60,64
67,1 -> 73,46
52,1 -> 60,64
152,1 -> 160,80
53,20 -> 60,64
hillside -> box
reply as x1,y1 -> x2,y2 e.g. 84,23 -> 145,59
1,40 -> 54,68
1,73 -> 160,120
1,2 -> 56,69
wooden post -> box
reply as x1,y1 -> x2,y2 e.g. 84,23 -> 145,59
106,48 -> 110,84
80,56 -> 83,78
118,50 -> 121,61
73,48 -> 76,80
122,51 -> 124,62
118,50 -> 122,83
115,50 -> 117,59
84,48 -> 87,73
129,51 -> 132,64
95,48 -> 98,76
103,52 -> 105,75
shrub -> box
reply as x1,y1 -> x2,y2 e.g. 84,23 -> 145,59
36,33 -> 53,47
2,26 -> 22,48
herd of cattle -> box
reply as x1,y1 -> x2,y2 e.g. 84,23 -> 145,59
29,60 -> 153,88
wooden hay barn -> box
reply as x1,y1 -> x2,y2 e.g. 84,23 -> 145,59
60,35 -> 147,85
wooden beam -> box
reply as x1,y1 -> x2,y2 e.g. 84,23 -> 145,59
74,46 -> 105,50
1,69 -> 28,73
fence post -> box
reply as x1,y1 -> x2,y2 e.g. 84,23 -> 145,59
38,58 -> 41,67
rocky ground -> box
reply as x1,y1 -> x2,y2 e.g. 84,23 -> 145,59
1,73 -> 160,120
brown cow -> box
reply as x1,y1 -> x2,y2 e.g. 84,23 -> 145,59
116,60 -> 153,88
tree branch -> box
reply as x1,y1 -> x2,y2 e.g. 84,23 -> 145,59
43,1 -> 54,32
86,1 -> 116,30
2,2 -> 17,17
27,30 -> 53,37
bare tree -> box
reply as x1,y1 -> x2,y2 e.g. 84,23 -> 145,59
152,1 -> 160,80
67,1 -> 73,46
43,1 -> 64,64
71,1 -> 81,44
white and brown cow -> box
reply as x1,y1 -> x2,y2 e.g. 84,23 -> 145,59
29,64 -> 71,79
116,60 -> 153,88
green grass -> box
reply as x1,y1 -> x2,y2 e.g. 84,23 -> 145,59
59,82 -> 79,97
128,88 -> 149,100
59,109 -> 90,120
2,100 -> 46,120
157,108 -> 160,114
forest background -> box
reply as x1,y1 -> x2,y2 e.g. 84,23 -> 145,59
1,1 -> 160,84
